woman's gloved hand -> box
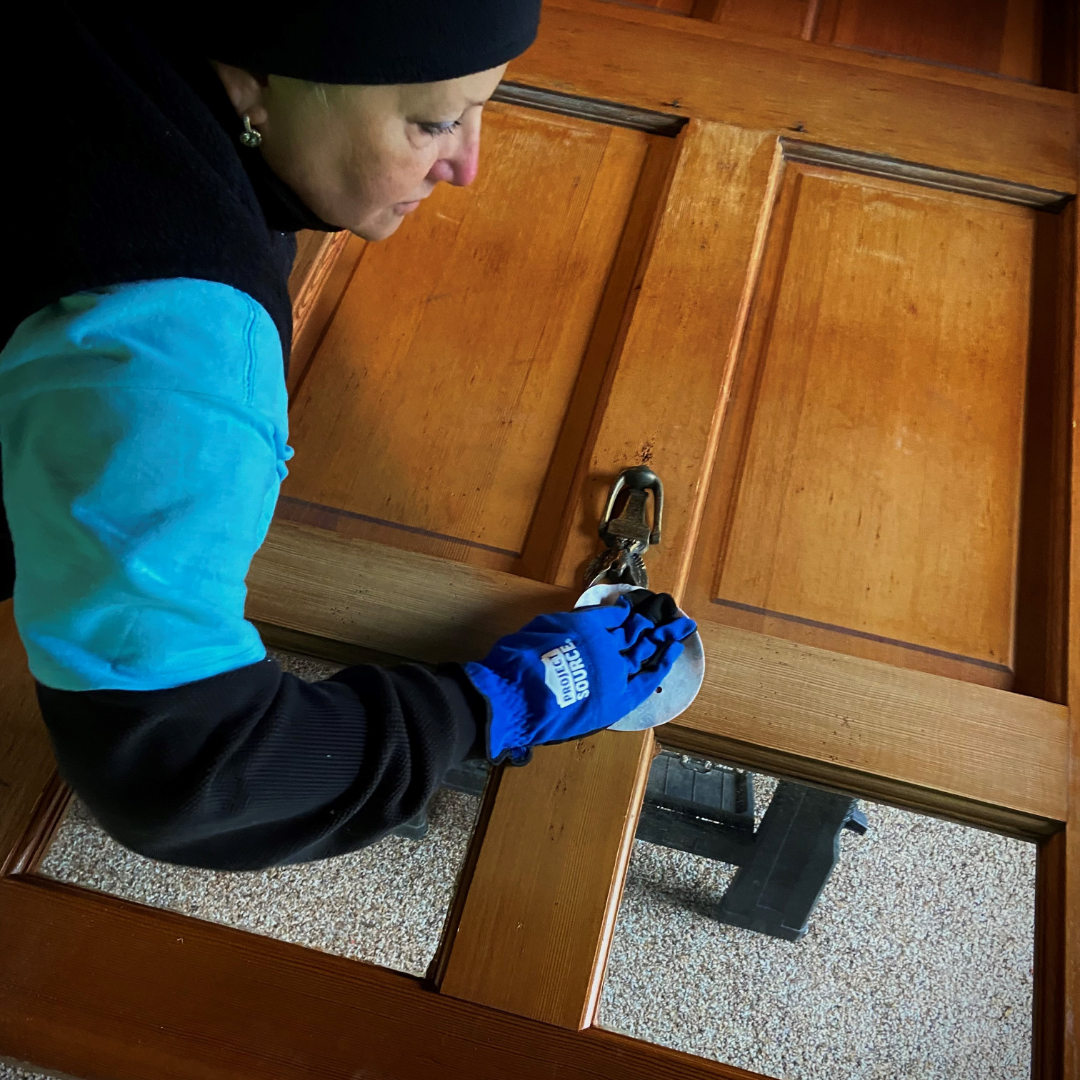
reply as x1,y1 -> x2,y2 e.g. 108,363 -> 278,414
464,591 -> 697,764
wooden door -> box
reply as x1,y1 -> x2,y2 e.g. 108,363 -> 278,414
2,3 -> 1078,1079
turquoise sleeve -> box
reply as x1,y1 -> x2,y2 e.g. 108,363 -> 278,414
0,278 -> 293,691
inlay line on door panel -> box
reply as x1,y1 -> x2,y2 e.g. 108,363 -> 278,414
280,102 -> 672,576
689,163 -> 1043,688
277,495 -> 523,558
711,597 -> 1012,675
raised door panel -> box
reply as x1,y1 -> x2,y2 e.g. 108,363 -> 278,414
684,159 -> 1055,688
815,0 -> 1043,81
280,102 -> 672,578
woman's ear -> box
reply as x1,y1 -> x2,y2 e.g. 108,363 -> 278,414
210,61 -> 271,126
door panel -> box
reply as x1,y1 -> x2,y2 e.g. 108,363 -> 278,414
688,164 -> 1035,687
699,0 -> 812,37
525,0 -> 1076,188
815,0 -> 1042,81
610,0 -> 1073,88
281,103 -> 672,577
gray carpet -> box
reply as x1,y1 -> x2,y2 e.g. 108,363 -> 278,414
599,786 -> 1034,1080
21,650 -> 1035,1080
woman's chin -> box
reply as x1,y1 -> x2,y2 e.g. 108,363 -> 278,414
349,210 -> 407,242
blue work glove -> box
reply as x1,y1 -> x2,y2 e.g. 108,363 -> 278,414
464,592 -> 697,764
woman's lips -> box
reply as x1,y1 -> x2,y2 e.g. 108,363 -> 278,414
394,199 -> 423,215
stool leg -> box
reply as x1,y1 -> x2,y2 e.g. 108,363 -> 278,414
716,781 -> 866,941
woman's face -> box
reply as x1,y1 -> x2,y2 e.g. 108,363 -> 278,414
215,63 -> 507,240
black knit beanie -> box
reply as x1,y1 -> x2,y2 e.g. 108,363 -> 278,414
155,0 -> 542,85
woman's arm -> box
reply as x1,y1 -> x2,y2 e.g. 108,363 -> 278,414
0,277 -> 486,870
37,656 -> 485,870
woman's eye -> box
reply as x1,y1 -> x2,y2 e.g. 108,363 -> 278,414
418,119 -> 462,138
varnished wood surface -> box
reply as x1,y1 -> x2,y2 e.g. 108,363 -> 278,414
247,520 -> 1068,826
0,602 -> 55,875
439,731 -> 653,1029
778,137 -> 1070,208
1013,205 -> 1073,703
627,0 -> 1074,89
670,618 -> 1068,828
0,875 -> 769,1080
692,165 -> 1033,686
286,231 -> 364,400
699,0 -> 812,38
247,521 -> 572,663
551,121 -> 781,595
815,0 -> 1042,81
283,104 -> 657,574
513,0 -> 1076,193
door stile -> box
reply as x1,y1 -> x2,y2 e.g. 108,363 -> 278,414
1063,119 -> 1080,1080
436,729 -> 655,1029
550,121 -> 781,594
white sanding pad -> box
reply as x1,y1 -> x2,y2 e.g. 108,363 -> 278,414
575,583 -> 705,731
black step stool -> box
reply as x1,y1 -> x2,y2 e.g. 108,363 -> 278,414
394,750 -> 868,941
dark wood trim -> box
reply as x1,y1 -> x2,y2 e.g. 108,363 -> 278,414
285,231 -> 364,402
0,875 -> 766,1080
779,138 -> 1073,209
2,773 -> 70,878
1032,829 -> 1066,1080
1041,0 -> 1077,92
493,81 -> 687,136
427,761 -> 505,987
0,602 -> 58,877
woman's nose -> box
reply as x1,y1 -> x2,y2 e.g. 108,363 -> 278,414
428,133 -> 481,188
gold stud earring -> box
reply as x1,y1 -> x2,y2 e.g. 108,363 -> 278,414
239,115 -> 262,148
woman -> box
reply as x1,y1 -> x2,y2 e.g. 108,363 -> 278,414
0,1 -> 695,870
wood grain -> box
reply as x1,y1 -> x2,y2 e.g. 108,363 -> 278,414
247,520 -> 1067,825
528,135 -> 679,580
0,602 -> 56,876
511,0 -> 1076,193
286,230 -> 365,400
550,120 -> 781,595
438,731 -> 653,1028
247,521 -> 572,664
815,0 -> 1040,81
700,0 -> 810,38
0,875 -> 770,1080
639,0 -> 696,14
666,619 -> 1068,827
282,104 -> 653,572
692,165 -> 1033,686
